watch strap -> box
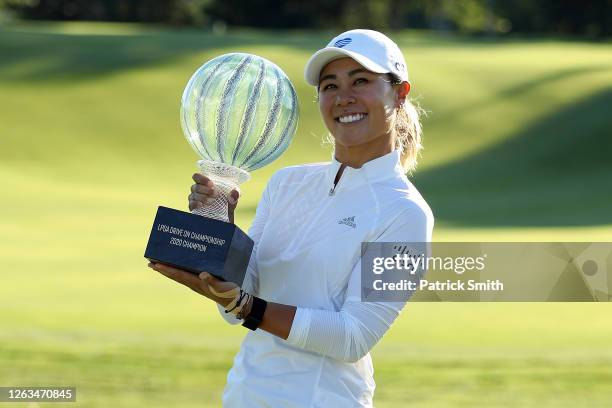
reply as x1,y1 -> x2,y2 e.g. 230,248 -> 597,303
241,296 -> 267,331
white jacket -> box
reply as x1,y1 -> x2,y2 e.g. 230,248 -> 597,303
218,149 -> 434,407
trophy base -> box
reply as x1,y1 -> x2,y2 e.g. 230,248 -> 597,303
144,206 -> 254,286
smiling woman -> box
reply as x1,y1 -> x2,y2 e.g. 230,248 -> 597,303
317,58 -> 408,168
152,29 -> 434,408
308,30 -> 424,173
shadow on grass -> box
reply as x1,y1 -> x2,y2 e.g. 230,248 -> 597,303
0,27 -> 325,83
4,25 -> 608,84
443,65 -> 612,123
1,24 -> 534,84
413,88 -> 612,227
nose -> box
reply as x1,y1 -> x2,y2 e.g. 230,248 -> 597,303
335,91 -> 355,106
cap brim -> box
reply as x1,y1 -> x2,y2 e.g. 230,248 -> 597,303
304,48 -> 389,86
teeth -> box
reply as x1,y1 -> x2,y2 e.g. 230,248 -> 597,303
339,113 -> 366,123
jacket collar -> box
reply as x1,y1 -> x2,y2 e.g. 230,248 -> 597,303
326,149 -> 405,191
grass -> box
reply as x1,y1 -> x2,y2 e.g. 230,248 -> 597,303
1,22 -> 611,407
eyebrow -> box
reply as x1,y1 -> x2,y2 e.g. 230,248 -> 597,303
318,68 -> 369,84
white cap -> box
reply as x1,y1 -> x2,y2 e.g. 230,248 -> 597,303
304,29 -> 409,86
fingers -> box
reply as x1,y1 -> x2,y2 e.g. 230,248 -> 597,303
189,173 -> 218,211
190,174 -> 219,198
149,262 -> 183,279
188,199 -> 202,212
227,189 -> 240,223
199,271 -> 236,292
192,173 -> 212,186
189,192 -> 216,203
228,189 -> 240,206
199,272 -> 240,306
150,262 -> 226,301
149,262 -> 201,292
199,272 -> 226,297
188,191 -> 216,211
190,182 -> 219,196
189,173 -> 242,217
149,262 -> 238,307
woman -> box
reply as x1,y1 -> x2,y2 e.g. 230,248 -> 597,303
150,29 -> 434,407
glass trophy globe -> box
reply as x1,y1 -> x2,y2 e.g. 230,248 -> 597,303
181,52 -> 299,222
145,53 -> 298,284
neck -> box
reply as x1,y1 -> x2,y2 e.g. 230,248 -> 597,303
333,136 -> 394,168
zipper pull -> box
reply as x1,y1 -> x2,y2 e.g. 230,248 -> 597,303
330,164 -> 345,197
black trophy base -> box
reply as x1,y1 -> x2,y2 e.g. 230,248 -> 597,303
144,206 -> 254,287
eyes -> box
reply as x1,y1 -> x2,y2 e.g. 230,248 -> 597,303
320,77 -> 369,92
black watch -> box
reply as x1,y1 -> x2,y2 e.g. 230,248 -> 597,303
241,296 -> 267,331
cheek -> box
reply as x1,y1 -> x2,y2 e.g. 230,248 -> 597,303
366,100 -> 395,132
319,98 -> 335,124
375,92 -> 397,120
366,98 -> 391,122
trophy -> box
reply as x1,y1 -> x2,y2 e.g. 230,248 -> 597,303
145,53 -> 299,286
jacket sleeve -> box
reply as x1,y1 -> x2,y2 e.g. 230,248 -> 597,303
285,202 -> 434,362
216,172 -> 275,325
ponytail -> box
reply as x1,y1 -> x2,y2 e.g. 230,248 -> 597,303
389,73 -> 425,173
394,99 -> 425,173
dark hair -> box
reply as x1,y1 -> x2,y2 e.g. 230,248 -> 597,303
387,73 -> 403,85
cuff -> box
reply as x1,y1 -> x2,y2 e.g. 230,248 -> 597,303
285,307 -> 311,347
216,303 -> 242,325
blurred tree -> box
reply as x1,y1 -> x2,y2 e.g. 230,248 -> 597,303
337,0 -> 392,30
203,0 -> 490,31
387,0 -> 503,34
204,0 -> 342,29
2,0 -> 211,25
2,0 -> 610,37
493,0 -> 612,38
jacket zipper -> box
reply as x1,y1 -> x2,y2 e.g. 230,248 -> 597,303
329,164 -> 346,196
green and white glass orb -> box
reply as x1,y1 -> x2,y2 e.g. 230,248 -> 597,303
181,53 -> 299,221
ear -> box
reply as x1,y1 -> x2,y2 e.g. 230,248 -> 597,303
396,81 -> 411,108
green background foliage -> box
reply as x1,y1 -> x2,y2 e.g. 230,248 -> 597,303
3,0 -> 612,36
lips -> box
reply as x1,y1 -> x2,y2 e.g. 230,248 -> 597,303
336,113 -> 367,124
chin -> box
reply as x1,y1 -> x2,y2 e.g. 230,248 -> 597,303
337,129 -> 370,142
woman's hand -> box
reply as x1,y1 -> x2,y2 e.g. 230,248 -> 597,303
188,173 -> 240,223
148,262 -> 238,308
